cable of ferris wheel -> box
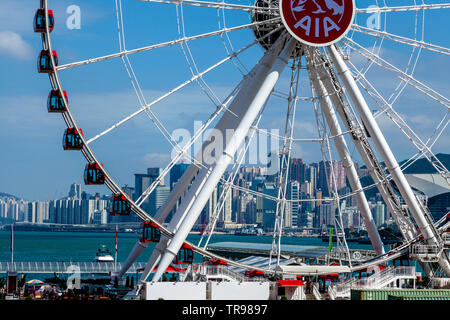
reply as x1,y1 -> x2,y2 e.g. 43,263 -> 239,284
328,44 -> 450,277
351,24 -> 450,57
343,37 -> 450,110
55,17 -> 281,72
269,54 -> 302,269
217,0 -> 249,76
254,124 -> 354,143
137,0 -> 277,12
177,5 -> 225,109
356,3 -> 450,14
85,25 -> 284,146
346,58 -> 450,186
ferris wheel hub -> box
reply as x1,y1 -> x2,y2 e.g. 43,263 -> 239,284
251,0 -> 303,55
279,0 -> 355,47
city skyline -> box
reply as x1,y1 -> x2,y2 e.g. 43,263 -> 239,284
0,157 -> 395,234
1,0 -> 449,202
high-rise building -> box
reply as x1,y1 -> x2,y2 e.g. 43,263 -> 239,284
317,161 -> 346,196
170,162 -> 189,190
68,182 -> 82,200
304,165 -> 317,193
262,183 -> 277,231
217,182 -> 232,223
289,158 -> 306,183
27,201 -> 49,224
288,181 -> 300,228
135,167 -> 165,214
372,201 -> 385,227
147,185 -> 170,217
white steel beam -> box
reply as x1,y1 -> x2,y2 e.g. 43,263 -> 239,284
136,36 -> 292,285
117,240 -> 148,279
151,36 -> 296,283
313,55 -> 417,242
328,45 -> 450,276
306,48 -> 385,256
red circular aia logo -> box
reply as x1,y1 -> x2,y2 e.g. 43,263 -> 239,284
280,0 -> 355,46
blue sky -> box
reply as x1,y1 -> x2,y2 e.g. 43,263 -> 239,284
0,0 -> 449,201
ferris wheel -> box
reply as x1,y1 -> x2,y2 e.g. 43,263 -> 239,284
35,0 -> 450,291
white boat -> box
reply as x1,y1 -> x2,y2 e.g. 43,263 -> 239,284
95,245 -> 114,262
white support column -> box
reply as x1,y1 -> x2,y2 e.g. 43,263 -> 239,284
137,36 -> 293,284
117,44 -> 263,280
117,240 -> 147,279
306,49 -> 385,256
313,52 -> 417,243
328,45 -> 450,276
151,37 -> 297,282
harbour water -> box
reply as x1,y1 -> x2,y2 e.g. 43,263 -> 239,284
0,230 -> 375,268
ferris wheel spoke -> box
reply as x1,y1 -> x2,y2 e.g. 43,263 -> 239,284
343,37 -> 450,110
351,24 -> 450,57
356,3 -> 450,14
134,77 -> 246,208
137,0 -> 275,12
345,58 -> 450,185
56,18 -> 280,71
85,25 -> 283,145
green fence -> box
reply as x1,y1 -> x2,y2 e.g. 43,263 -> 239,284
351,289 -> 450,300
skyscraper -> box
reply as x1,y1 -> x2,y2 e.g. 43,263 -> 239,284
135,167 -> 165,213
170,162 -> 189,190
288,181 -> 300,228
68,182 -> 82,200
289,158 -> 306,184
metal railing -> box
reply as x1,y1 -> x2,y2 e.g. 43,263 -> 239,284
328,284 -> 337,300
409,243 -> 443,261
0,261 -> 147,274
190,264 -> 260,282
312,283 -> 322,300
330,266 -> 417,298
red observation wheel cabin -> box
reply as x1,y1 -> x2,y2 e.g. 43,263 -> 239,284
109,194 -> 131,216
173,243 -> 194,265
84,163 -> 105,185
139,221 -> 161,243
34,9 -> 54,33
38,50 -> 58,73
47,90 -> 68,113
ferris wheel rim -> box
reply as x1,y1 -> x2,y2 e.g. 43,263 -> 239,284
38,0 -> 450,278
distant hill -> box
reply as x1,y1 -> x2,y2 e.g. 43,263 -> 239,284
356,153 -> 450,200
400,153 -> 450,174
360,153 -> 450,174
0,192 -> 22,201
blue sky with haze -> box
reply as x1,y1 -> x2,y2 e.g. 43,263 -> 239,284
0,0 -> 448,201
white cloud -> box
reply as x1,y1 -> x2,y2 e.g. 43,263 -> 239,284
0,30 -> 33,60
